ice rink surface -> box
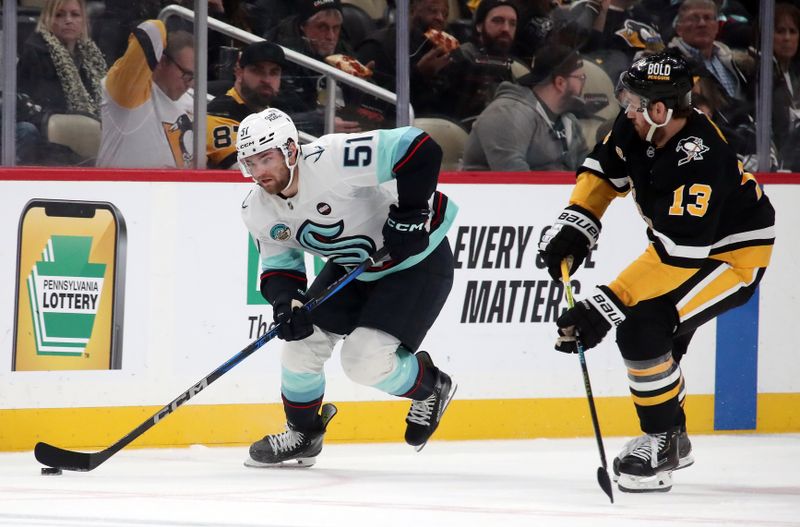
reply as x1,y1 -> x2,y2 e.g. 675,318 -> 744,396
2,434 -> 799,527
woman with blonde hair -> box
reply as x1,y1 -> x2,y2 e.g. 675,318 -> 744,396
17,0 -> 107,121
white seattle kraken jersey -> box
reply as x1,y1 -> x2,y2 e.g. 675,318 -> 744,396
241,127 -> 458,281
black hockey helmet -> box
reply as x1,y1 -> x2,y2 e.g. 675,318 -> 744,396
619,49 -> 693,110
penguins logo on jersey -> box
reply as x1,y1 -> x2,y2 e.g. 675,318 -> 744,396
676,136 -> 709,166
614,19 -> 662,50
162,113 -> 194,168
270,224 -> 292,241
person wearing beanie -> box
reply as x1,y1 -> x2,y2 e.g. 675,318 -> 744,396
463,44 -> 589,171
439,0 -> 521,122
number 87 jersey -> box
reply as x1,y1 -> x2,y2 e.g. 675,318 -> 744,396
241,127 -> 458,282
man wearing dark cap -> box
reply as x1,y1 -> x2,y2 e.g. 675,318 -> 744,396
463,44 -> 589,171
207,41 -> 289,168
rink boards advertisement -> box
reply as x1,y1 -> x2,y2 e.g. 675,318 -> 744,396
0,169 -> 797,451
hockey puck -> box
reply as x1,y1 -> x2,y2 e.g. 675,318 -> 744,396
41,467 -> 63,475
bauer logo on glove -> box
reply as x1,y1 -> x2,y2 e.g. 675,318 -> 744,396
539,205 -> 602,282
555,286 -> 627,353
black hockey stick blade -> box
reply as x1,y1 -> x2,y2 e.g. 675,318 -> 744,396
35,247 -> 388,472
35,442 -> 100,472
597,466 -> 614,503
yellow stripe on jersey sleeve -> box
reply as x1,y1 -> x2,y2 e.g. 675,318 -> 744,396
105,20 -> 166,109
569,172 -> 626,220
607,245 -> 698,307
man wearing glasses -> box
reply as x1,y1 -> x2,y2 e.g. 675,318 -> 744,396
463,44 -> 589,171
97,20 -> 195,168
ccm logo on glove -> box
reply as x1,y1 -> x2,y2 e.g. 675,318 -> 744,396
386,216 -> 426,232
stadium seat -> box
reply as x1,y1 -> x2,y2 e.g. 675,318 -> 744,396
342,0 -> 387,21
44,113 -> 101,161
342,3 -> 378,49
576,59 -> 620,149
413,117 -> 469,171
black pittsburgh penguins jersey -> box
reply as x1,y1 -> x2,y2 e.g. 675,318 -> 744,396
571,109 -> 775,306
206,88 -> 254,169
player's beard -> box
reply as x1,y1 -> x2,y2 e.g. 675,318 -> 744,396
240,83 -> 275,110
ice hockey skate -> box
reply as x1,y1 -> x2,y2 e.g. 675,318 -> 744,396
614,426 -> 693,492
245,403 -> 337,468
405,351 -> 457,452
612,426 -> 694,485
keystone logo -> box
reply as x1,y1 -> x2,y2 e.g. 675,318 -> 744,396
26,236 -> 106,356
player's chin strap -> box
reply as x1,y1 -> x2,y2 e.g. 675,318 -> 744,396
643,107 -> 673,143
279,143 -> 299,194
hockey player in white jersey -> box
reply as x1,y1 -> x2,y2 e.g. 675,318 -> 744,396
237,108 -> 459,467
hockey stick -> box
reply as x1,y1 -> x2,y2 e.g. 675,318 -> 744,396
560,260 -> 614,504
35,247 -> 390,472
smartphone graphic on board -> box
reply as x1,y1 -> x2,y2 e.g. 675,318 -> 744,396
12,199 -> 127,371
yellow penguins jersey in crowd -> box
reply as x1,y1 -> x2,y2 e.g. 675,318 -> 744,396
571,108 -> 775,307
206,88 -> 252,169
96,20 -> 194,168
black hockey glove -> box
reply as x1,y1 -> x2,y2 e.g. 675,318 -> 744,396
382,204 -> 430,262
538,205 -> 601,282
555,286 -> 627,353
271,291 -> 313,341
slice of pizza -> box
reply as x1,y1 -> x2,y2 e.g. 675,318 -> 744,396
423,29 -> 460,54
324,54 -> 373,78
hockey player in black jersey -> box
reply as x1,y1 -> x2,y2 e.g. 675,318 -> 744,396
539,49 -> 775,493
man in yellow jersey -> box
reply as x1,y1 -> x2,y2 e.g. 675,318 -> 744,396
539,49 -> 775,493
97,20 -> 194,168
206,41 -> 286,169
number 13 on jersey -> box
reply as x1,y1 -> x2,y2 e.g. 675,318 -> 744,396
669,184 -> 712,217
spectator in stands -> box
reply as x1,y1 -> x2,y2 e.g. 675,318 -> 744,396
18,0 -> 107,121
357,0 -> 453,116
668,0 -> 750,102
268,0 -> 362,134
441,0 -> 520,124
206,41 -> 333,167
96,20 -> 195,168
463,44 -> 589,171
207,41 -> 287,169
772,2 -> 800,171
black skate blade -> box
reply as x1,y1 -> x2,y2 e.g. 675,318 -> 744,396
597,466 -> 614,503
414,382 -> 458,453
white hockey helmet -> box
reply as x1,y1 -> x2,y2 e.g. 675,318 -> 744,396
236,108 -> 299,179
